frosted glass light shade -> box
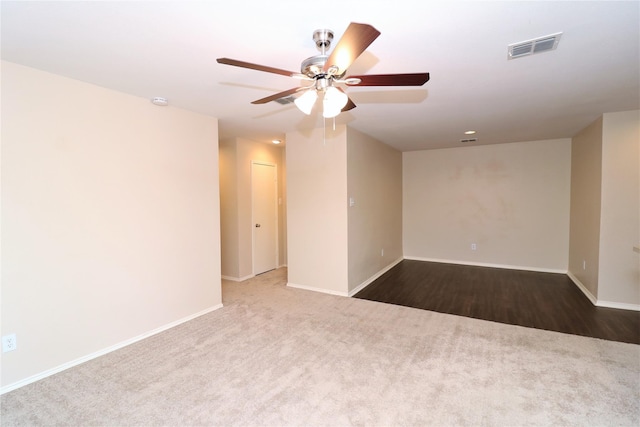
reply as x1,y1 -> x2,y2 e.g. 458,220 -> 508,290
322,87 -> 348,118
294,90 -> 318,115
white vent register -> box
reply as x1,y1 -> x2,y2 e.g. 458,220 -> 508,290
508,32 -> 562,59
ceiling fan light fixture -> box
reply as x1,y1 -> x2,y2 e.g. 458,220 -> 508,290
322,86 -> 348,118
294,90 -> 318,115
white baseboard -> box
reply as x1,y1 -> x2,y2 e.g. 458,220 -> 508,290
348,257 -> 404,297
0,304 -> 224,395
403,256 -> 567,274
221,274 -> 254,282
596,300 -> 640,311
286,258 -> 404,298
286,282 -> 348,297
566,272 -> 640,311
566,271 -> 598,305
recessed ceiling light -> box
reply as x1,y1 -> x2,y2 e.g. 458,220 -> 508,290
151,97 -> 168,106
464,130 -> 476,135
272,139 -> 281,145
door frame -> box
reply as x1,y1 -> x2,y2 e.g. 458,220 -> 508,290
251,160 -> 279,275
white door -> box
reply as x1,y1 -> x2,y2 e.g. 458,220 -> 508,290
252,162 -> 278,275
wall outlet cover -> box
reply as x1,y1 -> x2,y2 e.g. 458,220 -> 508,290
2,333 -> 17,352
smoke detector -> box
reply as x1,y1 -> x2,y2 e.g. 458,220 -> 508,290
151,97 -> 168,106
508,32 -> 562,59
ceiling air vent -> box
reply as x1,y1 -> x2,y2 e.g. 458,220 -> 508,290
508,32 -> 562,59
460,138 -> 478,143
275,95 -> 296,105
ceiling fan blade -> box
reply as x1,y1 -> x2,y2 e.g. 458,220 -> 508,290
334,87 -> 357,112
251,87 -> 302,104
217,57 -> 297,77
323,23 -> 381,76
342,97 -> 357,112
346,73 -> 430,86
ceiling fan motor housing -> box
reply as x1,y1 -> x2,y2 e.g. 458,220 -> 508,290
301,54 -> 328,78
299,29 -> 334,79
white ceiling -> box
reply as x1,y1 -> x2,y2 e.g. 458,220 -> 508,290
2,1 -> 639,151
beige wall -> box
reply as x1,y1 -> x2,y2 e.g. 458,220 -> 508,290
218,138 -> 286,280
219,139 -> 240,278
286,126 -> 349,295
403,139 -> 571,272
347,127 -> 402,293
568,111 -> 640,308
1,62 -> 221,390
568,118 -> 603,300
286,125 -> 404,296
598,111 -> 639,306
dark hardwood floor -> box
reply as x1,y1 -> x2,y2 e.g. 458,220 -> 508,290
354,260 -> 640,344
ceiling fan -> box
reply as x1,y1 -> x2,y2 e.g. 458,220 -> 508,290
217,22 -> 430,118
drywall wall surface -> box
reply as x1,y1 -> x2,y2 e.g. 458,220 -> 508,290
347,127 -> 402,292
219,139 -> 240,278
598,110 -> 640,306
279,145 -> 287,268
1,61 -> 221,388
286,126 -> 349,295
568,117 -> 603,299
403,138 -> 571,272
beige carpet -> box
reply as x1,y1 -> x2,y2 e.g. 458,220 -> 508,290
2,268 -> 639,426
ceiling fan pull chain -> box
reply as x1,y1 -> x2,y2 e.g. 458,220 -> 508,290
323,118 -> 326,146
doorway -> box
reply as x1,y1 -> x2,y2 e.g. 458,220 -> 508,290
251,161 -> 278,275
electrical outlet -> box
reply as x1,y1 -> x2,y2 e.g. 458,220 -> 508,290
471,243 -> 477,251
2,333 -> 17,352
